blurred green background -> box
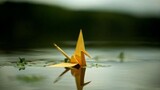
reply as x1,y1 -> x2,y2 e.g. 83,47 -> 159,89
0,0 -> 160,50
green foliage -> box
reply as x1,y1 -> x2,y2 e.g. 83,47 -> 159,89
16,57 -> 27,70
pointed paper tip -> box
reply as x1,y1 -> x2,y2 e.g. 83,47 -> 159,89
48,63 -> 78,67
83,51 -> 92,58
80,29 -> 83,34
83,81 -> 91,86
54,43 -> 57,47
53,43 -> 71,60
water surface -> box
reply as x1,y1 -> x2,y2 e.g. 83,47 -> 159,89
0,47 -> 160,90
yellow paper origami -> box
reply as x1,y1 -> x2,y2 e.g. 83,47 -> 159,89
50,29 -> 91,67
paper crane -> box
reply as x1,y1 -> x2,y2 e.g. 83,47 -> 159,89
50,29 -> 91,67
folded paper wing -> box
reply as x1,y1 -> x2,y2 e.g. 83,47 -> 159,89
49,63 -> 78,67
50,29 -> 91,67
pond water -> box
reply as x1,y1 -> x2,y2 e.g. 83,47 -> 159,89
0,47 -> 160,90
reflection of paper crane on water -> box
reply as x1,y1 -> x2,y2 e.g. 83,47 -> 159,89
54,68 -> 91,90
50,29 -> 91,67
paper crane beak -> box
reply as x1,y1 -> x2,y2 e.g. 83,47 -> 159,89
82,50 -> 91,58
